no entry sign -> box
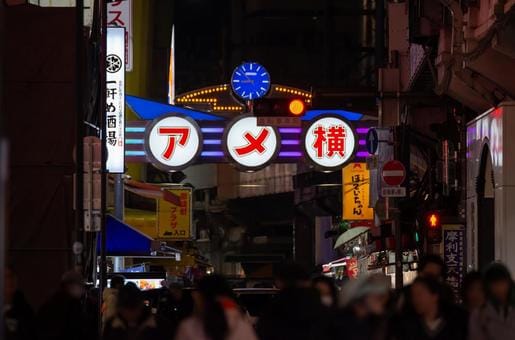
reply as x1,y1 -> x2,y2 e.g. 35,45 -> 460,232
381,160 -> 406,186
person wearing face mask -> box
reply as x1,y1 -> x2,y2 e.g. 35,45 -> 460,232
36,270 -> 89,340
312,276 -> 338,309
328,274 -> 391,340
469,263 -> 515,340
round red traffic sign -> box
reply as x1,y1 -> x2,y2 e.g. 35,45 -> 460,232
382,160 -> 406,186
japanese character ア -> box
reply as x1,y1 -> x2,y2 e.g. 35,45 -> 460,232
158,127 -> 190,160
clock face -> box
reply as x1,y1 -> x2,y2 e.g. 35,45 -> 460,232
231,62 -> 270,100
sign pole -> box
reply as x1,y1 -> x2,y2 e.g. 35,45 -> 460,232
0,1 -> 6,332
98,0 -> 108,328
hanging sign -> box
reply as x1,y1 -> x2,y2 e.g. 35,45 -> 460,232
145,115 -> 202,171
106,26 -> 126,174
343,163 -> 374,220
443,224 -> 465,302
303,116 -> 356,170
158,187 -> 192,239
108,0 -> 133,71
223,115 -> 280,170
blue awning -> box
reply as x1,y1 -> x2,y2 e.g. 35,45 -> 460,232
126,95 -> 225,121
99,215 -> 153,256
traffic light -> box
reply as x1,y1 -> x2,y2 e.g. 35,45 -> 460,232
426,211 -> 442,244
253,97 -> 307,117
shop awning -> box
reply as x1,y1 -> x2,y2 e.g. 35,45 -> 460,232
333,227 -> 370,249
100,215 -> 154,256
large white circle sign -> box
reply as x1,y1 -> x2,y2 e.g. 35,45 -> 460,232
145,115 -> 202,171
304,116 -> 356,169
224,116 -> 279,170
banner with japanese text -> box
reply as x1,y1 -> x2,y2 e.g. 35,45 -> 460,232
157,188 -> 192,240
342,163 -> 374,220
108,0 -> 133,71
443,224 -> 465,302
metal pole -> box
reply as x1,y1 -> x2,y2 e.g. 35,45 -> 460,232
75,0 -> 85,272
113,174 -> 124,271
99,0 -> 108,296
0,0 -> 7,336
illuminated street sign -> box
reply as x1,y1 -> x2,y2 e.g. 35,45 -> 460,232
108,0 -> 133,71
145,115 -> 202,171
106,26 -> 126,173
304,116 -> 356,170
224,115 -> 280,170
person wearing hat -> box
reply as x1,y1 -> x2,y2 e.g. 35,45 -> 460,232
328,274 -> 391,340
469,263 -> 515,340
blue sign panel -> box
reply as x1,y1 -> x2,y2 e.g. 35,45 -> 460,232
366,128 -> 378,154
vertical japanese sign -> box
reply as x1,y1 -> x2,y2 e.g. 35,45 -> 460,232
443,225 -> 465,301
106,27 -> 125,173
108,0 -> 132,71
157,188 -> 192,240
343,163 -> 374,220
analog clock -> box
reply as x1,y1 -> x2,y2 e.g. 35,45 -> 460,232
231,62 -> 270,100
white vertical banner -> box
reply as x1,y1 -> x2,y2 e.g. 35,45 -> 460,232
107,0 -> 133,71
106,27 -> 125,174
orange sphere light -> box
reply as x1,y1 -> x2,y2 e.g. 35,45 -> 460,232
288,99 -> 305,116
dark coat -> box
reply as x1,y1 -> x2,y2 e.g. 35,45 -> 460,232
36,290 -> 89,340
391,312 -> 467,340
256,287 -> 330,340
4,291 -> 36,340
102,312 -> 172,340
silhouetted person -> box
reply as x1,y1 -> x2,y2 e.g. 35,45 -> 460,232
102,284 -> 171,340
312,276 -> 338,309
257,263 -> 328,340
102,275 -> 126,326
37,271 -> 88,340
175,275 -> 257,340
3,265 -> 36,340
330,274 -> 391,340
461,271 -> 485,311
469,263 -> 515,339
393,277 -> 467,340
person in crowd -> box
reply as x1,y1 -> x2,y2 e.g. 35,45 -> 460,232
398,255 -> 455,313
3,265 -> 36,340
103,284 -> 171,340
102,275 -> 126,326
257,263 -> 329,340
418,254 -> 448,280
392,276 -> 467,340
329,274 -> 391,340
461,271 -> 485,311
175,274 -> 257,340
37,270 -> 89,340
154,277 -> 193,334
312,276 -> 338,309
469,263 -> 515,339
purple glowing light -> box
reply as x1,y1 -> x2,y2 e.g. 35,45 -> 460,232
279,128 -> 302,134
281,140 -> 300,145
358,139 -> 366,146
356,128 -> 369,134
201,151 -> 224,157
356,151 -> 369,157
201,127 -> 224,133
203,139 -> 222,145
279,151 -> 302,157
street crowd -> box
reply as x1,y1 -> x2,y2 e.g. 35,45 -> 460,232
4,255 -> 515,340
